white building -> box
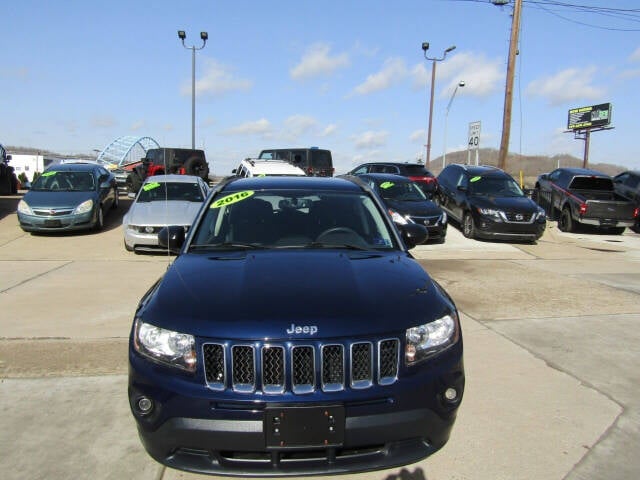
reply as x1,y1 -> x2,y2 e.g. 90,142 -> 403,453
9,154 -> 45,182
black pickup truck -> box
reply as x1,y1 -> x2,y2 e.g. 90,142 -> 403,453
534,167 -> 638,234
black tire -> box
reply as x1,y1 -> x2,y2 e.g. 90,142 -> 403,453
184,157 -> 209,180
111,188 -> 119,209
94,206 -> 104,231
532,186 -> 541,205
126,172 -> 142,194
558,208 -> 574,232
462,212 -> 476,239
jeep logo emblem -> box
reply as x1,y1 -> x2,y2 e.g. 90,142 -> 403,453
287,323 -> 318,335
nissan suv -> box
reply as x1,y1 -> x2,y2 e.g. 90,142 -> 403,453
436,164 -> 546,242
128,175 -> 465,476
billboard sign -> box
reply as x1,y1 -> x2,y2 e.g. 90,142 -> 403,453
567,103 -> 612,130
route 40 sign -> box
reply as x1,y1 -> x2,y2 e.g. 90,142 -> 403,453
468,121 -> 481,150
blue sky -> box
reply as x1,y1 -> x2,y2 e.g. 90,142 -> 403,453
2,0 -> 640,175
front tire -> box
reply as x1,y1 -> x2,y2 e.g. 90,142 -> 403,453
94,206 -> 104,231
111,188 -> 119,209
462,212 -> 476,239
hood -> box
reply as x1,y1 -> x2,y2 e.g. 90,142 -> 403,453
23,190 -> 95,208
385,199 -> 442,217
470,194 -> 538,212
139,250 -> 453,340
126,200 -> 202,226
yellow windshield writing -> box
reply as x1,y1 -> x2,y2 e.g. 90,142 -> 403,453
211,190 -> 255,209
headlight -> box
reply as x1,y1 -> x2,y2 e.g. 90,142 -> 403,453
477,207 -> 503,221
405,312 -> 458,365
440,211 -> 447,224
74,199 -> 94,215
389,209 -> 412,225
17,200 -> 33,215
133,319 -> 196,372
126,224 -> 139,231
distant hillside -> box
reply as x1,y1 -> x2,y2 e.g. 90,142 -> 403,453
430,148 -> 627,187
5,145 -> 90,159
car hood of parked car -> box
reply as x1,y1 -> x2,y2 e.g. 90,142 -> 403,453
23,190 -> 96,208
470,194 -> 538,212
125,201 -> 202,226
138,250 -> 454,338
384,199 -> 442,216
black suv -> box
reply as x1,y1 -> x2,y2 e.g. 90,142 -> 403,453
436,164 -> 546,242
128,175 -> 464,476
348,162 -> 438,198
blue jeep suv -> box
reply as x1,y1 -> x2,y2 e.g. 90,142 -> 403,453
128,175 -> 464,476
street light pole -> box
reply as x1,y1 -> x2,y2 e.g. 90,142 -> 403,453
178,30 -> 208,149
422,42 -> 456,169
443,81 -> 465,169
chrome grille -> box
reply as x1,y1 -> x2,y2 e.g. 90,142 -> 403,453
202,338 -> 400,394
504,212 -> 533,223
232,345 -> 255,393
33,209 -> 73,217
409,214 -> 441,226
292,346 -> 315,393
321,345 -> 344,392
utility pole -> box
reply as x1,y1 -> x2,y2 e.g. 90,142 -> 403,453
497,0 -> 522,171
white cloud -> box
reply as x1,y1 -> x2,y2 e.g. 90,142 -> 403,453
320,124 -> 337,137
131,120 -> 145,131
630,47 -> 640,62
353,58 -> 407,96
223,118 -> 272,136
352,130 -> 389,149
182,59 -> 252,97
163,124 -> 174,132
526,67 -> 605,105
284,115 -> 318,137
409,129 -> 425,143
290,43 -> 350,80
619,68 -> 640,80
411,51 -> 502,98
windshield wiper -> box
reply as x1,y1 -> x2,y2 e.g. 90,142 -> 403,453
304,242 -> 368,251
190,242 -> 266,250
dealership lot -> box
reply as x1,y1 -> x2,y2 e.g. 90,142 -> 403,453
1,193 -> 640,480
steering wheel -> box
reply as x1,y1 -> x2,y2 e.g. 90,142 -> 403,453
316,227 -> 360,242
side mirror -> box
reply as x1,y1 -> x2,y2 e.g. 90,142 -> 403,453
158,226 -> 186,253
399,223 -> 428,249
6,154 -> 11,161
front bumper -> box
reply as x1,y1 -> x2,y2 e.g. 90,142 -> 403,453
473,214 -> 546,241
18,210 -> 96,232
129,340 -> 464,476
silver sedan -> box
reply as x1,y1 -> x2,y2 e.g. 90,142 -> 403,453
122,174 -> 209,253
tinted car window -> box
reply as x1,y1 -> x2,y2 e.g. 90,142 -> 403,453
403,165 -> 431,176
377,180 -> 426,201
191,190 -> 395,249
569,176 -> 613,191
137,182 -> 204,202
468,176 -> 524,196
31,171 -> 96,191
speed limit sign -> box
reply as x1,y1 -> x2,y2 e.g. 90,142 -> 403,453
468,121 -> 481,150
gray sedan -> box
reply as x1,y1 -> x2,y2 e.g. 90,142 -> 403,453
17,162 -> 118,232
122,174 -> 208,253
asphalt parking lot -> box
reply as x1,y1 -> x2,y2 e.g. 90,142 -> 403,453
1,192 -> 640,480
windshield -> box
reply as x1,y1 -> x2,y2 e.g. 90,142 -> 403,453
469,176 -> 524,197
376,180 -> 426,202
136,182 -> 204,203
31,171 -> 96,192
190,189 -> 396,250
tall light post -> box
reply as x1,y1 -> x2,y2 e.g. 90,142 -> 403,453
178,30 -> 208,149
443,80 -> 465,168
422,42 -> 456,169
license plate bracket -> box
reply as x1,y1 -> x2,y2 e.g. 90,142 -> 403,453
265,405 -> 345,448
44,219 -> 62,227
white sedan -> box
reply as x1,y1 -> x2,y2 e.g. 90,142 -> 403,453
122,174 -> 209,253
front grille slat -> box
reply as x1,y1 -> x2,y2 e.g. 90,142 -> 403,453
203,338 -> 400,395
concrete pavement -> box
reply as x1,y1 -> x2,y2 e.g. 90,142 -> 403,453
1,193 -> 639,479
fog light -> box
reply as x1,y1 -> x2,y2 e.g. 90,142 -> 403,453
444,387 -> 457,402
137,396 -> 154,414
